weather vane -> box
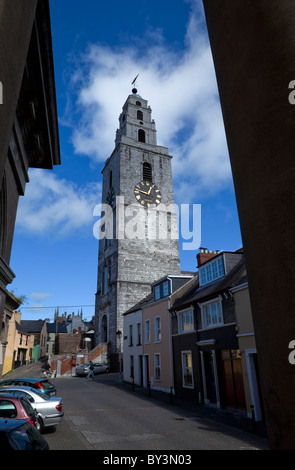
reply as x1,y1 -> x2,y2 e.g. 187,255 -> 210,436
131,74 -> 139,93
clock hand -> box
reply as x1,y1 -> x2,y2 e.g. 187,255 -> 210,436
148,184 -> 155,195
136,189 -> 150,195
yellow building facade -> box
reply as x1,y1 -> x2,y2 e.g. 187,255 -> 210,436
2,311 -> 34,376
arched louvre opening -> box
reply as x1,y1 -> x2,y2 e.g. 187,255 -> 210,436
138,129 -> 145,143
143,162 -> 152,182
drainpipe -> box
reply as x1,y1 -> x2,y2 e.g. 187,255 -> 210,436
168,298 -> 174,395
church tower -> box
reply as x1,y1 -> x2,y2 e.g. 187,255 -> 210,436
94,86 -> 180,368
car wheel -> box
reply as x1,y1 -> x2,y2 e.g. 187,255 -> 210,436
105,367 -> 109,373
36,417 -> 44,433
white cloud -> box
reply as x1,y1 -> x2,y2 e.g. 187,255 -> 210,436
16,169 -> 101,237
30,292 -> 53,301
67,0 -> 232,202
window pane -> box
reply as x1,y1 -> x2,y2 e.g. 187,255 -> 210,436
154,285 -> 160,300
203,301 -> 222,328
145,320 -> 150,343
182,352 -> 193,387
163,281 -> 169,297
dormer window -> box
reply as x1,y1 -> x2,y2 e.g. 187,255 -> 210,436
199,255 -> 225,287
154,280 -> 170,301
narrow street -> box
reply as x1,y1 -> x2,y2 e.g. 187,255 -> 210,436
43,373 -> 268,452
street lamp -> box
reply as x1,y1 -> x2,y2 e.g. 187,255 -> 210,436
116,330 -> 122,382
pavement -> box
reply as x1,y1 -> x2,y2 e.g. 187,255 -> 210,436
1,359 -> 269,446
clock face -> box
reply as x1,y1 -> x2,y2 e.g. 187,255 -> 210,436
134,181 -> 162,207
106,186 -> 115,207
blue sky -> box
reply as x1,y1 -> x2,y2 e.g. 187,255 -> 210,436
10,0 -> 242,322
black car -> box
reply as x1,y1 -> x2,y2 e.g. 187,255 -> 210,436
0,378 -> 56,397
0,418 -> 49,450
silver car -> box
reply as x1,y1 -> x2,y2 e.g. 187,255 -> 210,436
75,362 -> 109,377
0,386 -> 63,432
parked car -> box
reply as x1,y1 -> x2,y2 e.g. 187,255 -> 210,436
76,362 -> 109,377
0,386 -> 63,432
0,418 -> 49,450
0,378 -> 56,397
0,394 -> 39,430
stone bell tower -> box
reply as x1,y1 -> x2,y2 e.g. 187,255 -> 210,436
94,86 -> 180,368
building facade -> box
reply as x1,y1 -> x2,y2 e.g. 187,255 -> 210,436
171,249 -> 248,411
95,87 -> 180,368
2,311 -> 35,376
0,0 -> 60,376
123,274 -> 193,392
230,280 -> 264,421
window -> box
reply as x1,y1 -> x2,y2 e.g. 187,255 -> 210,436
0,400 -> 17,418
154,285 -> 161,301
199,256 -> 225,286
145,320 -> 150,343
103,264 -> 108,295
137,110 -> 143,120
179,310 -> 194,333
138,129 -> 145,143
155,317 -> 161,342
129,325 -> 133,346
136,101 -> 141,106
201,299 -> 223,328
155,354 -> 161,380
153,280 -> 170,301
143,162 -> 152,181
137,323 -> 141,345
182,351 -> 193,388
163,280 -> 169,297
105,222 -> 111,249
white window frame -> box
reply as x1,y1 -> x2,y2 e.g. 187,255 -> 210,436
178,309 -> 194,333
154,353 -> 161,381
200,298 -> 223,329
181,350 -> 194,388
145,319 -> 150,343
199,256 -> 225,286
154,316 -> 161,342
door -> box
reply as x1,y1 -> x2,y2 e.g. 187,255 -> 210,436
143,355 -> 149,388
221,350 -> 246,410
203,351 -> 217,404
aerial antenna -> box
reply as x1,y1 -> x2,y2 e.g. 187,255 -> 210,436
131,74 -> 139,93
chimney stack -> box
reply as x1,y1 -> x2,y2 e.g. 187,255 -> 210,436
197,248 -> 220,267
